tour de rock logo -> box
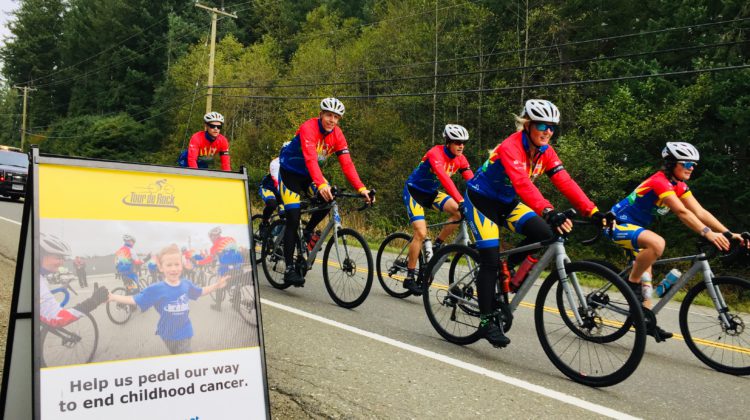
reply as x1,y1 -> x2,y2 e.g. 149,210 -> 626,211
122,179 -> 180,211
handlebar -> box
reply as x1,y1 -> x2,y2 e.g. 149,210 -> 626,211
303,187 -> 376,212
710,231 -> 750,263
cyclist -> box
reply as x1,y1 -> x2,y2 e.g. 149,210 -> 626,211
258,156 -> 284,234
278,97 -> 373,287
187,112 -> 231,171
607,141 -> 749,341
196,226 -> 245,310
464,99 -> 610,347
39,233 -> 108,327
402,124 -> 474,294
115,234 -> 147,293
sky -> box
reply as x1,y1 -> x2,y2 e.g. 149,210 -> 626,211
0,0 -> 17,48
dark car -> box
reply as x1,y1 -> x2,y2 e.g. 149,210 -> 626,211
0,147 -> 28,201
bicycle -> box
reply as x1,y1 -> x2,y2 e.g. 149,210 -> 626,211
207,263 -> 257,325
376,217 -> 472,298
587,231 -> 750,375
421,210 -> 647,387
40,281 -> 100,367
260,188 -> 376,309
106,274 -> 145,325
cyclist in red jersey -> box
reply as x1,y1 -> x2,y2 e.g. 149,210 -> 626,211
608,142 -> 749,340
187,112 -> 231,171
401,124 -> 474,293
277,97 -> 373,286
464,99 -> 611,347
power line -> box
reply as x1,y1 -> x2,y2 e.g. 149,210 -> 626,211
209,39 -> 749,90
209,64 -> 750,100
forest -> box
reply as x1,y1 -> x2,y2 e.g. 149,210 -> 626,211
1,0 -> 748,260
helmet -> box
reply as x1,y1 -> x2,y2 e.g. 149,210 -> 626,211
443,124 -> 469,142
208,226 -> 222,237
662,142 -> 700,161
123,234 -> 135,243
203,112 -> 225,124
523,99 -> 560,124
40,233 -> 72,257
320,97 -> 345,116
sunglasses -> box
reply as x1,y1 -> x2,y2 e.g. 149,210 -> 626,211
532,122 -> 557,133
449,140 -> 467,145
207,123 -> 222,130
678,161 -> 698,169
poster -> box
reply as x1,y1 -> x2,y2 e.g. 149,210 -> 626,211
33,159 -> 269,419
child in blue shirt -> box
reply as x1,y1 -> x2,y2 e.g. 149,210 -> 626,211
109,243 -> 227,354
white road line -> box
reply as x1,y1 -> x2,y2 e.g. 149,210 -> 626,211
261,298 -> 638,420
0,215 -> 21,226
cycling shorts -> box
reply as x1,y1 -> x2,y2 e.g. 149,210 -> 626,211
606,223 -> 645,257
464,190 -> 537,249
403,185 -> 452,223
259,185 -> 279,204
278,168 -> 318,210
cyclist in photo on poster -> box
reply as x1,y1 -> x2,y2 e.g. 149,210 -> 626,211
114,234 -> 148,293
196,226 -> 245,311
39,233 -> 109,327
108,244 -> 228,355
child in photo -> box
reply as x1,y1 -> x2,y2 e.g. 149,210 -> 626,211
108,243 -> 227,354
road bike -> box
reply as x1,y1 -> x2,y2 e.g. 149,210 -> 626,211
106,274 -> 145,325
376,218 -> 472,298
421,211 -> 647,387
207,263 -> 257,325
588,232 -> 750,375
40,281 -> 100,367
260,188 -> 376,309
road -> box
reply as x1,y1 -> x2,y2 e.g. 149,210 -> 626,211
1,198 -> 748,418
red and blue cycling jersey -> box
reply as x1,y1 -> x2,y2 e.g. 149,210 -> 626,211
467,131 -> 596,216
611,171 -> 692,227
197,236 -> 244,276
406,145 -> 473,202
278,118 -> 365,191
187,131 -> 231,171
115,244 -> 144,274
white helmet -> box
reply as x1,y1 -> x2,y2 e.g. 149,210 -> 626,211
662,142 -> 700,161
203,112 -> 225,124
443,124 -> 469,142
320,97 -> 345,116
40,233 -> 72,257
208,226 -> 222,238
123,234 -> 135,243
523,99 -> 560,124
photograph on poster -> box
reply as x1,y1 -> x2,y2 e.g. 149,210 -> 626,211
38,218 -> 258,368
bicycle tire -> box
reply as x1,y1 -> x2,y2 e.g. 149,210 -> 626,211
233,275 -> 257,325
40,312 -> 99,368
535,261 -> 646,387
422,244 -> 482,345
322,228 -> 374,309
376,232 -> 421,298
251,214 -> 264,258
679,276 -> 750,375
261,220 -> 291,289
106,287 -> 133,325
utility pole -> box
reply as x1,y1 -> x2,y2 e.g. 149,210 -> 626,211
195,2 -> 237,114
13,85 -> 36,151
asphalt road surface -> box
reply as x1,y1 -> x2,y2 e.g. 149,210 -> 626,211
2,198 -> 748,418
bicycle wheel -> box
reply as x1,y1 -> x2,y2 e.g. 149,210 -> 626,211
322,228 -> 374,309
40,312 -> 99,367
207,274 -> 223,303
422,244 -> 482,345
376,232 -> 421,298
233,274 -> 257,325
679,276 -> 750,375
535,261 -> 646,387
106,287 -> 133,324
251,214 -> 264,258
261,220 -> 291,289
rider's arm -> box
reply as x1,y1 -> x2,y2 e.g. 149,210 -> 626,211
498,142 -> 553,214
219,135 -> 231,171
543,148 -> 597,216
39,279 -> 82,327
108,293 -> 136,306
187,133 -> 200,168
680,193 -> 730,234
663,194 -> 718,236
201,276 -> 227,296
333,131 -> 366,192
426,148 -> 464,203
